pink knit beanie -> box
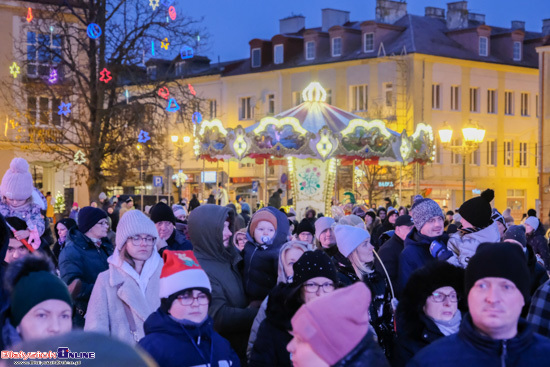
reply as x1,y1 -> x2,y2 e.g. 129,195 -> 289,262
290,282 -> 371,365
0,158 -> 34,200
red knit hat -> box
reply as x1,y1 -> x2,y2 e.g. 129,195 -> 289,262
159,250 -> 211,298
291,282 -> 371,365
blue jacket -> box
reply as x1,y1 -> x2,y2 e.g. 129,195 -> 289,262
407,314 -> 550,367
166,227 -> 193,251
139,309 -> 240,367
242,207 -> 290,302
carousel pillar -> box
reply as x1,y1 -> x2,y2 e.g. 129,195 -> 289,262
264,158 -> 268,205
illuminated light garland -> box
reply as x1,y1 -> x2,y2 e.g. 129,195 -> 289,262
253,116 -> 308,136
48,69 -> 57,83
340,119 -> 392,138
166,98 -> 180,112
138,130 -> 150,143
26,8 -> 33,23
188,84 -> 196,96
411,122 -> 434,142
73,150 -> 86,165
87,23 -> 102,39
316,131 -> 334,159
192,112 -> 202,124
198,119 -> 227,137
9,62 -> 20,78
168,6 -> 176,20
161,38 -> 169,50
158,87 -> 169,99
301,82 -> 327,102
58,102 -> 71,117
172,170 -> 188,187
99,68 -> 112,83
180,46 -> 194,60
149,0 -> 160,11
151,40 -> 155,56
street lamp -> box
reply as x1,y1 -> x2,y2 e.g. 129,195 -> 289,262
171,135 -> 191,200
438,120 -> 486,203
136,143 -> 144,211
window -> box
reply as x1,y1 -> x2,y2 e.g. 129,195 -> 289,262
513,42 -> 522,61
519,142 -> 528,167
175,62 -> 184,76
27,96 -> 62,126
504,91 -> 514,115
451,139 -> 462,164
239,97 -> 253,120
486,140 -> 496,166
384,83 -> 393,107
431,84 -> 441,109
351,85 -> 368,111
450,86 -> 460,111
469,87 -> 479,112
332,37 -> 342,57
274,44 -> 284,64
434,141 -> 441,164
208,100 -> 217,119
364,33 -> 374,52
147,66 -> 157,80
504,141 -> 513,166
326,89 -> 332,105
292,91 -> 303,107
470,148 -> 480,166
26,31 -> 62,77
306,41 -> 315,60
520,92 -> 529,116
487,89 -> 497,114
479,36 -> 488,56
267,94 -> 275,115
251,48 -> 261,68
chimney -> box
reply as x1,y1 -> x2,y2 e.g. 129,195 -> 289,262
375,0 -> 407,24
446,1 -> 469,30
543,19 -> 550,36
511,21 -> 525,30
468,12 -> 485,25
279,15 -> 305,34
425,7 -> 445,19
321,9 -> 350,32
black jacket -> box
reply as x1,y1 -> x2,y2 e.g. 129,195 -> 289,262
375,233 -> 404,289
332,331 -> 390,367
523,244 -> 549,317
188,196 -> 201,212
527,222 -> 550,272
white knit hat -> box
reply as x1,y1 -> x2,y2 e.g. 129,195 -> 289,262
524,216 -> 539,231
159,250 -> 211,298
315,217 -> 335,241
115,209 -> 159,249
334,224 -> 370,258
0,158 -> 34,200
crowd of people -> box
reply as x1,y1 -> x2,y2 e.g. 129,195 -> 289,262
1,157 -> 550,366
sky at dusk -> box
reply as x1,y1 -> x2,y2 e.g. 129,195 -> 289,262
178,0 -> 550,62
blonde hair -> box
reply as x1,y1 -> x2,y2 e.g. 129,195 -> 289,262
348,248 -> 374,279
277,240 -> 313,283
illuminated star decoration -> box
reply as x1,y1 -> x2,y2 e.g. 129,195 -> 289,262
58,102 -> 71,117
168,6 -> 176,20
188,84 -> 196,96
158,87 -> 169,99
73,150 -> 86,165
87,23 -> 102,39
99,68 -> 112,83
149,0 -> 160,11
166,98 -> 180,112
9,62 -> 20,78
26,8 -> 33,23
161,38 -> 169,50
48,69 -> 57,83
138,130 -> 150,143
192,112 -> 202,124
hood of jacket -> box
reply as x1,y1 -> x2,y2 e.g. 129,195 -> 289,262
143,308 -> 214,339
188,204 -> 236,263
246,206 -> 290,247
453,221 -> 500,242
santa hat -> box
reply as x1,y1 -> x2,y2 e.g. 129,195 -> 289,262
159,250 -> 211,299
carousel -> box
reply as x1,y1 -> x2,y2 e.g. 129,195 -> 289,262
194,82 -> 434,218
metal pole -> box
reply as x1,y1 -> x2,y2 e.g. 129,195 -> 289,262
462,154 -> 466,204
140,154 -> 144,211
399,164 -> 403,206
264,158 -> 268,205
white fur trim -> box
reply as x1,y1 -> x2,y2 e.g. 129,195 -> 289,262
159,268 -> 211,298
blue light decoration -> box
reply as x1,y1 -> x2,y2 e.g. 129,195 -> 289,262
48,69 -> 57,83
161,0 -> 175,7
58,102 -> 71,117
192,112 -> 202,124
166,98 -> 180,112
180,46 -> 194,60
151,40 -> 155,56
138,130 -> 150,143
87,23 -> 102,39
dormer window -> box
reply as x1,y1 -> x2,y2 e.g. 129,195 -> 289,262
332,37 -> 342,57
251,48 -> 261,68
513,41 -> 522,61
364,33 -> 374,52
305,41 -> 315,60
274,44 -> 284,64
147,65 -> 157,80
479,36 -> 488,56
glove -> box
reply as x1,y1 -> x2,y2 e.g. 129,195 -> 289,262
28,228 -> 41,250
429,240 -> 453,260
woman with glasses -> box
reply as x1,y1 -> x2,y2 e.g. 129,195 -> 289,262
392,261 -> 465,367
85,210 -> 162,345
249,250 -> 338,367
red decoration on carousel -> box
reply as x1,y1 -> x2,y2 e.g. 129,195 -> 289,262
99,68 -> 112,83
168,6 -> 176,21
26,8 -> 33,23
158,87 -> 170,99
188,84 -> 196,96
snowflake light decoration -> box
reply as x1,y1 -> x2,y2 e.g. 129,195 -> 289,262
149,0 -> 160,10
99,68 -> 112,83
138,130 -> 150,143
48,69 -> 57,83
161,38 -> 169,50
58,102 -> 71,116
9,62 -> 20,78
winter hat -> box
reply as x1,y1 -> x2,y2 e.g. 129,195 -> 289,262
334,224 -> 370,258
377,207 -> 387,217
159,250 -> 211,299
292,250 -> 339,286
0,158 -> 34,201
365,210 -> 376,222
150,202 -> 176,224
296,218 -> 315,235
314,217 -> 335,241
503,225 -> 527,247
115,210 -> 159,249
99,192 -> 107,201
524,216 -> 539,231
249,209 -> 278,234
351,205 -> 366,219
410,195 -> 444,232
338,214 -> 365,229
54,218 -> 77,240
458,189 -> 494,228
77,206 -> 108,234
395,215 -> 414,227
291,282 -> 371,365
241,202 -> 251,214
173,208 -> 187,218
491,208 -> 507,229
387,207 -> 398,217
465,242 -> 530,302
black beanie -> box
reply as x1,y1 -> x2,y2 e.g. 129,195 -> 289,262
78,206 -> 108,234
150,202 -> 176,224
503,225 -> 527,247
296,218 -> 315,235
458,188 -> 494,228
292,250 -> 339,286
465,242 -> 530,302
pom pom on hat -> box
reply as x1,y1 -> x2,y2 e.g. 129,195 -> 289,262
159,250 -> 211,299
458,188 -> 494,229
480,189 -> 495,203
0,158 -> 34,201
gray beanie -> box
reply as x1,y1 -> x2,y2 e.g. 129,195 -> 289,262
503,225 -> 526,247
315,217 -> 335,241
410,195 -> 443,232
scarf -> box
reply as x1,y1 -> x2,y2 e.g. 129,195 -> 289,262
431,311 -> 462,336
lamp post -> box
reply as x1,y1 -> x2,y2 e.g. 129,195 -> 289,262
136,143 -> 144,211
171,135 -> 191,201
438,120 -> 486,203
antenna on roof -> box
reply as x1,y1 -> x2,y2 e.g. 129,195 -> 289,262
378,42 -> 386,57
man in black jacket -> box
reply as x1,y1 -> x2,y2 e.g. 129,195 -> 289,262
150,202 -> 192,255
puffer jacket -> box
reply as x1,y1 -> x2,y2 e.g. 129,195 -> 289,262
527,221 -> 550,272
446,222 -> 500,268
332,331 -> 390,367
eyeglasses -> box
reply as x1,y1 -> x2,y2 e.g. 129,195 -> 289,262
177,293 -> 209,306
97,220 -> 109,226
430,292 -> 459,303
303,282 -> 335,293
128,235 -> 156,246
